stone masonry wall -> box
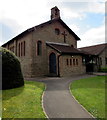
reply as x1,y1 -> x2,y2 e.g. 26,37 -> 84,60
59,55 -> 86,77
3,20 -> 81,77
30,21 -> 78,77
3,32 -> 33,78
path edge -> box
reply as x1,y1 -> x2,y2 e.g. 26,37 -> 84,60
69,82 -> 96,119
41,83 -> 49,119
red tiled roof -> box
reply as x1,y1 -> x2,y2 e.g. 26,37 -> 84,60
46,43 -> 85,55
79,43 -> 107,55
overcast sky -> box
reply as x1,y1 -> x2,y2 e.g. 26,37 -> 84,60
0,0 -> 105,47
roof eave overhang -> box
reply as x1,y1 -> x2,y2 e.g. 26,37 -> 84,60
46,43 -> 62,54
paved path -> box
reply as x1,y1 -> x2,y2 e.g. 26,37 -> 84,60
26,74 -> 96,119
93,72 -> 107,76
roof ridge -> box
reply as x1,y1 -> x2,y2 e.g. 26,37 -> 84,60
2,18 -> 80,47
79,43 -> 107,49
46,41 -> 69,46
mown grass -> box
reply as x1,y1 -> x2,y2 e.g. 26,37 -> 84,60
70,76 -> 106,120
2,80 -> 46,118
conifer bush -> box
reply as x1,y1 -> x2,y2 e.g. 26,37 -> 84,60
1,47 -> 24,90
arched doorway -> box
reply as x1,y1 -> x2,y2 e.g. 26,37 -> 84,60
49,53 -> 57,75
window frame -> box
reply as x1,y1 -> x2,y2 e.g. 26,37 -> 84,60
70,59 -> 72,66
55,28 -> 60,35
76,59 -> 78,65
73,59 -> 75,65
105,57 -> 107,64
66,59 -> 69,66
37,41 -> 42,56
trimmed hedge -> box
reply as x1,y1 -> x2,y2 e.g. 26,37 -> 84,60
1,47 -> 24,90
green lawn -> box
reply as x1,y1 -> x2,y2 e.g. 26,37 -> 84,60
70,76 -> 106,120
2,80 -> 46,118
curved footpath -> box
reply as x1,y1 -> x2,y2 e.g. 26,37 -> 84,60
26,74 -> 96,119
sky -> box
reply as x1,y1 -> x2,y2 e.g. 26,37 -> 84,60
0,0 -> 106,48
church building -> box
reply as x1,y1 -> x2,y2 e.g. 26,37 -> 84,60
2,6 -> 87,77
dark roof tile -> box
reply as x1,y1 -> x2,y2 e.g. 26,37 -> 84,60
79,43 -> 107,55
46,43 -> 85,55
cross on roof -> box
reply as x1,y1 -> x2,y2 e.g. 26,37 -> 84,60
62,31 -> 67,43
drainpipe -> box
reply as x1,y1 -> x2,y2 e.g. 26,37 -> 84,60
58,54 -> 62,77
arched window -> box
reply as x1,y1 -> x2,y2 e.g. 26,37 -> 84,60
66,59 -> 69,65
73,59 -> 75,65
76,59 -> 78,65
21,42 -> 23,56
70,59 -> 72,65
37,41 -> 42,55
18,43 -> 20,57
55,28 -> 60,35
23,41 -> 25,56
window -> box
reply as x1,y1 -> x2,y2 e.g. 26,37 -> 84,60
76,59 -> 78,65
18,41 -> 25,57
70,59 -> 72,65
23,41 -> 25,56
21,42 -> 23,56
37,41 -> 42,55
18,43 -> 20,57
55,28 -> 60,35
105,57 -> 107,64
73,59 -> 75,65
66,59 -> 69,65
100,57 -> 102,65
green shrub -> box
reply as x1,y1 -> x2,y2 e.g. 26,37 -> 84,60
99,67 -> 107,73
1,47 -> 24,90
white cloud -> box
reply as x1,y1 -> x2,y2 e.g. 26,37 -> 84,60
58,2 -> 104,22
78,25 -> 105,48
87,2 -> 105,14
69,24 -> 80,32
0,40 -> 2,46
0,0 -> 105,46
61,7 -> 86,20
1,0 -> 50,29
48,0 -> 105,2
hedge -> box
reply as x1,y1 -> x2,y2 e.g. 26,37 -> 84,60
1,47 -> 24,90
99,67 -> 107,73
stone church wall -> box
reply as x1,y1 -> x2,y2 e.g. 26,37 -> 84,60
32,21 -> 77,47
30,21 -> 78,77
3,33 -> 34,78
2,21 -> 83,77
17,33 -> 33,77
59,55 -> 86,77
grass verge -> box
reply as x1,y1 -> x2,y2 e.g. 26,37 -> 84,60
70,76 -> 106,120
2,80 -> 46,118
